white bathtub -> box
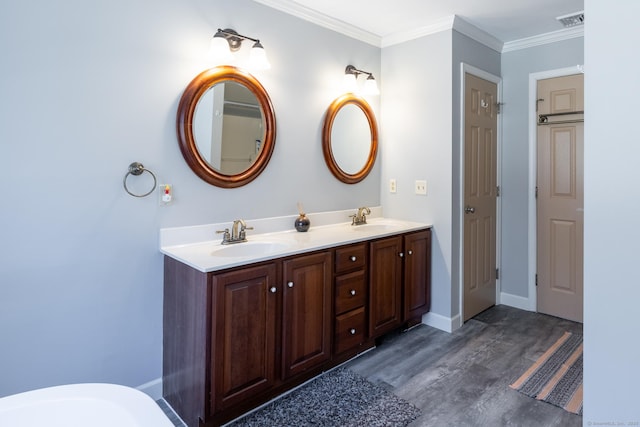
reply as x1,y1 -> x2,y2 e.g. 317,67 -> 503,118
0,383 -> 175,427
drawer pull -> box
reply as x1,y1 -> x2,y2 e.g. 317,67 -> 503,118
408,250 -> 413,255
270,286 -> 277,293
350,328 -> 356,335
350,256 -> 357,262
350,289 -> 356,296
287,281 -> 294,288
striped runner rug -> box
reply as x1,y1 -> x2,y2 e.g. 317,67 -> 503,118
510,331 -> 583,415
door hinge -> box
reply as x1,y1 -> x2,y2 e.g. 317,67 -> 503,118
535,186 -> 538,199
496,268 -> 499,280
535,274 -> 538,286
496,102 -> 503,114
496,185 -> 500,197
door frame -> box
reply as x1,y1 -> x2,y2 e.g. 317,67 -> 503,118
527,65 -> 584,311
457,63 -> 502,329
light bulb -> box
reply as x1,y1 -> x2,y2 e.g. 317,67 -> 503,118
208,34 -> 233,64
363,75 -> 380,96
249,42 -> 271,70
343,73 -> 358,93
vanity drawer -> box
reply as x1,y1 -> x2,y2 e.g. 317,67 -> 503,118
335,270 -> 366,315
335,243 -> 366,274
334,307 -> 366,355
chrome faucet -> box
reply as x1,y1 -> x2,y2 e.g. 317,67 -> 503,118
350,207 -> 371,226
216,219 -> 254,244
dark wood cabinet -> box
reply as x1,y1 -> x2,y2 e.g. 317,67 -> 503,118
369,236 -> 404,338
403,230 -> 432,321
333,244 -> 370,357
210,263 -> 278,412
281,252 -> 332,379
163,227 -> 430,427
369,229 -> 432,339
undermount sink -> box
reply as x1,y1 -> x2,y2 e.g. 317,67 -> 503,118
210,240 -> 291,258
349,219 -> 405,233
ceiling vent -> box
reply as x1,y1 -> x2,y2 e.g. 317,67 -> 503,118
556,11 -> 584,28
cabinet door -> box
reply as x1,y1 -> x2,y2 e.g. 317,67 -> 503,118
369,236 -> 403,338
404,230 -> 431,320
211,263 -> 278,412
282,252 -> 332,379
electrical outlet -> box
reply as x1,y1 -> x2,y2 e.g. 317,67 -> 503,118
415,180 -> 427,195
389,178 -> 397,193
159,184 -> 173,206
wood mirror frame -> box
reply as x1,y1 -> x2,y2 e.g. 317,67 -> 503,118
176,66 -> 276,188
322,94 -> 378,184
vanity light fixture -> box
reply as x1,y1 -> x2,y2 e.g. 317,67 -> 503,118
209,28 -> 271,70
343,65 -> 380,96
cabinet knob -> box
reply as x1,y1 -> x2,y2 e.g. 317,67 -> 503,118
408,250 -> 413,255
270,286 -> 277,293
399,252 -> 404,258
287,281 -> 294,288
350,289 -> 356,296
350,328 -> 356,335
350,256 -> 357,262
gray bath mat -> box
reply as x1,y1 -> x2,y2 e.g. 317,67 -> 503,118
227,367 -> 420,426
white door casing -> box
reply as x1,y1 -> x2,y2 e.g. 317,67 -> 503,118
459,64 -> 501,324
527,66 -> 584,313
536,74 -> 584,322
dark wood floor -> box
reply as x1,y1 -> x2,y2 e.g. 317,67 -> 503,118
345,305 -> 583,427
161,305 -> 583,427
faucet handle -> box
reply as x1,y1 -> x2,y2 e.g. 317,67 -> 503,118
216,228 -> 231,243
239,225 -> 253,240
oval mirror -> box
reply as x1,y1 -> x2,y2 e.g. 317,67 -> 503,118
322,94 -> 378,184
177,66 -> 276,188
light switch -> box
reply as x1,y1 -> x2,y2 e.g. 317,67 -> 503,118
415,180 -> 427,195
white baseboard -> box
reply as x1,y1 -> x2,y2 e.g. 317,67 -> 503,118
137,377 -> 162,401
499,292 -> 534,311
422,312 -> 460,333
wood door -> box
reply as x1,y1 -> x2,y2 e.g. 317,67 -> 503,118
463,73 -> 498,321
369,236 -> 403,338
537,74 -> 584,323
211,263 -> 278,412
403,230 -> 431,321
281,252 -> 332,379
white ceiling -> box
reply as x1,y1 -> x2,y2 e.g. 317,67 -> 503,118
255,0 -> 584,46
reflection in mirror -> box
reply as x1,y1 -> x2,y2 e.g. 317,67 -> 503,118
330,104 -> 371,175
322,94 -> 378,184
177,66 -> 276,188
193,82 -> 264,175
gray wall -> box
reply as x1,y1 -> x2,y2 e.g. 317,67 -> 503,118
500,37 -> 584,299
452,31 -> 501,317
0,0 -> 381,397
380,31 -> 454,319
380,30 -> 500,324
584,0 -> 640,421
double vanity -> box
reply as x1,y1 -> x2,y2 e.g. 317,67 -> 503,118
160,210 -> 432,427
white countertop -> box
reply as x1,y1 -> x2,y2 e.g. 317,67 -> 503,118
160,210 -> 431,273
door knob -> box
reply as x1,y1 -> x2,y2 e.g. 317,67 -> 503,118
464,206 -> 476,214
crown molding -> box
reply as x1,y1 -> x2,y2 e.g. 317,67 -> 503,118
253,1 -> 580,53
502,26 -> 584,52
252,0 -> 382,47
381,15 -> 503,52
451,16 -> 504,52
381,15 -> 455,48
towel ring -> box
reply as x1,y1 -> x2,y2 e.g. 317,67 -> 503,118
123,162 -> 157,198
